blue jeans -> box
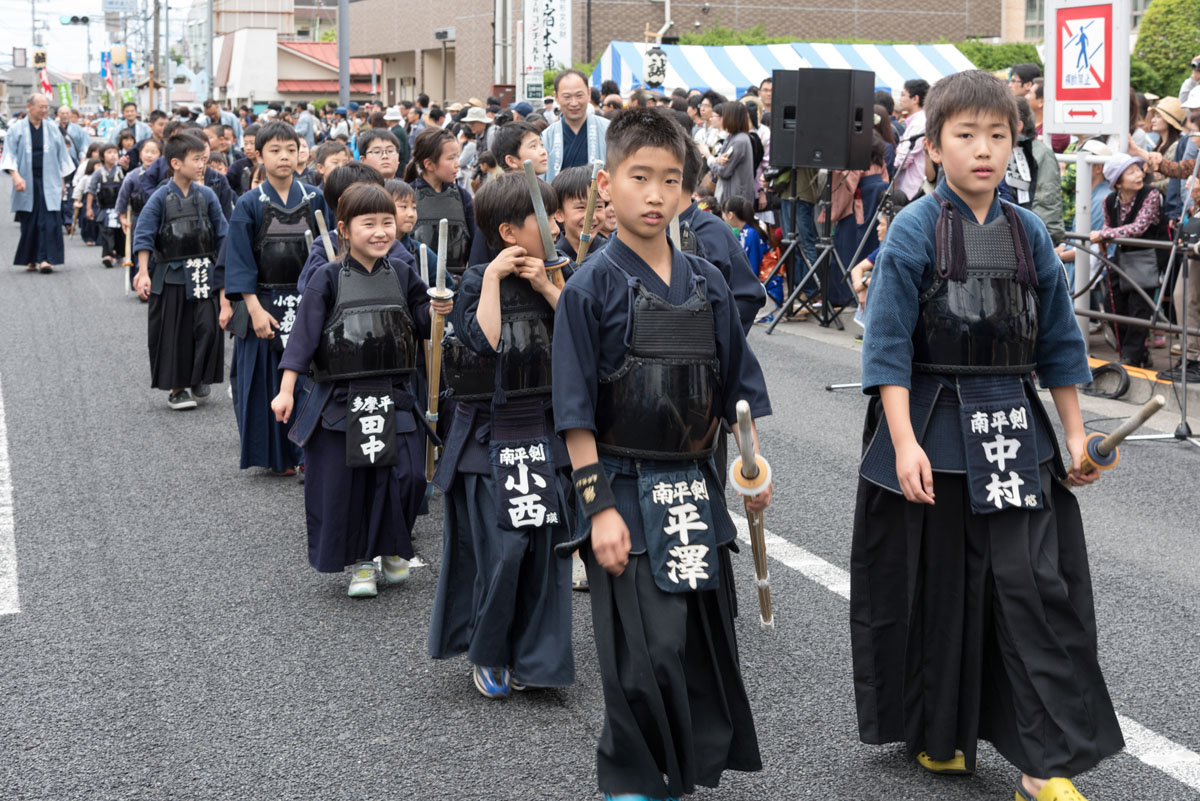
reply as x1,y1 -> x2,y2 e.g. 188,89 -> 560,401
780,198 -> 818,292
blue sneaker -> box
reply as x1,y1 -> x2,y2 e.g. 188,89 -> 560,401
472,665 -> 510,698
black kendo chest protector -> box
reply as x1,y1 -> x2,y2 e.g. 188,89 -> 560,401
912,195 -> 1040,375
252,185 -> 319,289
443,276 -> 557,401
412,183 -> 469,275
311,260 -> 417,382
154,189 -> 215,264
595,281 -> 721,460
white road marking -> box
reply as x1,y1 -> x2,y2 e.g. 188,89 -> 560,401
0,373 -> 19,615
730,512 -> 1200,794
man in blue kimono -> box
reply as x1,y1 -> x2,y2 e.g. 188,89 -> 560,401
55,105 -> 91,168
2,94 -> 77,273
107,101 -> 153,145
542,69 -> 609,182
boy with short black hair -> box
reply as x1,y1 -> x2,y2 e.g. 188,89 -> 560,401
207,151 -> 228,174
225,120 -> 328,476
428,171 -> 574,699
86,142 -> 126,269
132,131 -> 228,410
491,120 -> 548,175
550,165 -> 606,262
228,124 -> 260,195
467,121 -> 550,266
357,129 -> 403,179
310,140 -> 350,186
853,70 -> 1122,801
552,107 -> 771,799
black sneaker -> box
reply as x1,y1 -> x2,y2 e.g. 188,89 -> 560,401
167,389 -> 198,410
190,384 -> 212,401
101,256 -> 114,269
1157,359 -> 1200,382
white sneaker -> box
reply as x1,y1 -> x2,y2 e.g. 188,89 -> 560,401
380,555 -> 411,584
572,552 -> 589,591
347,561 -> 378,597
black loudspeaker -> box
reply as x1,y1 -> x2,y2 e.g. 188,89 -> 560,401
769,68 -> 874,171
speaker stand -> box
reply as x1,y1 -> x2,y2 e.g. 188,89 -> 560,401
767,174 -> 850,333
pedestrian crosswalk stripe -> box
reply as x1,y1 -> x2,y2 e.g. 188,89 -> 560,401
731,512 -> 1200,794
0,373 -> 19,616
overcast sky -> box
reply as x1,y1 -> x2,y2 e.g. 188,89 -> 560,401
0,0 -> 183,76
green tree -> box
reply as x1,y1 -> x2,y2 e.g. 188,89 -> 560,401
678,23 -> 792,46
954,41 -> 1042,72
543,57 -> 600,98
1133,0 -> 1200,100
320,28 -> 336,43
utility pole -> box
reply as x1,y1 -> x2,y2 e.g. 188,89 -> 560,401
152,0 -> 160,111
337,0 -> 348,107
206,0 -> 214,99
164,0 -> 170,109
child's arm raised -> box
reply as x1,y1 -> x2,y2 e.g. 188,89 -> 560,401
477,246 -> 524,350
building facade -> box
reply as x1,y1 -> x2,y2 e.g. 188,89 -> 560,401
1000,0 -> 1153,41
349,0 -> 1013,107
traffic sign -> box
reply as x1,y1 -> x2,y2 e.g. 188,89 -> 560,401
1043,0 -> 1130,139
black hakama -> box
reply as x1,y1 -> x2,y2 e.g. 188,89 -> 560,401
233,333 -> 299,471
552,236 -> 772,798
851,399 -> 1125,778
146,284 -> 223,390
584,545 -> 761,798
303,393 -> 423,572
14,179 -> 64,266
427,470 -> 574,687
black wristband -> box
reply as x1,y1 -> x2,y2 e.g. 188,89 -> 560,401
572,462 -> 616,518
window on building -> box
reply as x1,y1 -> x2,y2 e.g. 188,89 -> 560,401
1132,0 -> 1152,29
1025,0 -> 1045,41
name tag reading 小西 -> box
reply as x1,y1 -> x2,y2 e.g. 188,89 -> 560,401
491,439 -> 560,531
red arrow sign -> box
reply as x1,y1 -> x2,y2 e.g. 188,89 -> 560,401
1068,108 -> 1098,118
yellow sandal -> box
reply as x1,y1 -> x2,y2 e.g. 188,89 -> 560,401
1015,777 -> 1088,801
917,749 -> 975,775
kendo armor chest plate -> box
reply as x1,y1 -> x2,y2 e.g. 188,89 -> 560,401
443,276 -> 557,401
311,261 -> 417,382
912,210 -> 1039,375
412,184 -> 469,275
154,190 -> 215,264
253,187 -> 318,288
96,173 -> 122,209
595,283 -> 721,459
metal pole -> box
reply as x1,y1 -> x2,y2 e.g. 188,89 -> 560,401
336,0 -> 348,108
164,0 -> 170,109
152,0 -> 160,112
1074,148 -> 1091,355
441,39 -> 446,106
206,0 -> 214,100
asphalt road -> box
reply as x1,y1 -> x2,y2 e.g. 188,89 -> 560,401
1,204 -> 1198,801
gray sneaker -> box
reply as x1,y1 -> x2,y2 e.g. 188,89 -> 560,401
347,561 -> 379,598
380,555 -> 411,584
167,389 -> 197,411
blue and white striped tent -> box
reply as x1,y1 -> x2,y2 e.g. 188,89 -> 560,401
591,41 -> 978,99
